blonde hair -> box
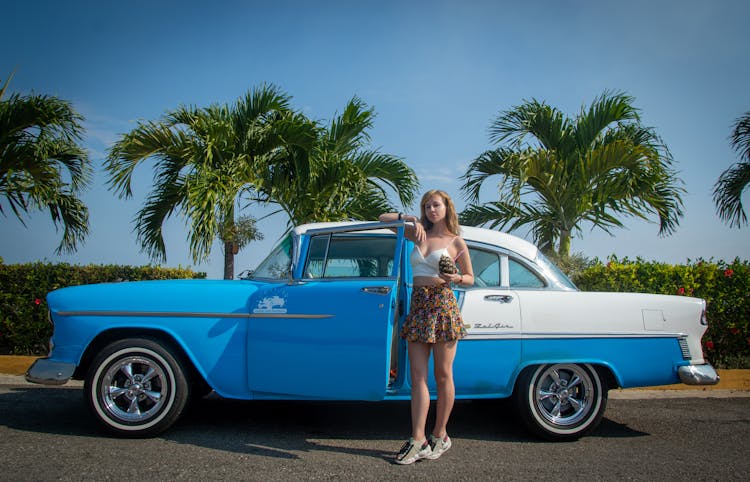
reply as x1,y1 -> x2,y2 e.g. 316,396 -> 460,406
419,189 -> 460,235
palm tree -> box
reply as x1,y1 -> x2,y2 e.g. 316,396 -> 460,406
713,111 -> 750,228
106,84 -> 311,279
254,97 -> 419,225
0,72 -> 91,254
461,91 -> 685,256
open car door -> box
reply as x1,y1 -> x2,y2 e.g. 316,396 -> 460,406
247,223 -> 404,400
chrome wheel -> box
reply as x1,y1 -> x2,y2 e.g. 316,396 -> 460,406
515,363 -> 607,441
100,355 -> 169,423
533,364 -> 595,427
85,338 -> 189,437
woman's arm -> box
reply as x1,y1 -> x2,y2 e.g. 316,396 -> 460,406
378,212 -> 425,243
454,238 -> 474,286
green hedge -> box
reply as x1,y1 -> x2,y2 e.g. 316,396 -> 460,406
0,262 -> 205,355
573,257 -> 749,369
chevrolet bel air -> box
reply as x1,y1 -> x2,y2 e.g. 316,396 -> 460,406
27,221 -> 719,440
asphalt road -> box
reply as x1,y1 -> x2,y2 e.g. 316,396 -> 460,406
0,382 -> 748,481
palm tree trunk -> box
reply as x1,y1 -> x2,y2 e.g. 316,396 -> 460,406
223,241 -> 234,280
558,229 -> 572,257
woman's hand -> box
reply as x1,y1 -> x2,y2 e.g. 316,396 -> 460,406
380,213 -> 425,242
410,216 -> 426,243
439,272 -> 463,285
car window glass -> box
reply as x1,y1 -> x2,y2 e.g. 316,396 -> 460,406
509,258 -> 545,288
535,251 -> 578,290
468,248 -> 501,287
252,235 -> 293,279
306,236 -> 329,278
306,235 -> 396,278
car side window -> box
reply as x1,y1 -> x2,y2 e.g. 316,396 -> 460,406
509,258 -> 545,288
252,234 -> 293,279
306,234 -> 396,278
468,248 -> 501,287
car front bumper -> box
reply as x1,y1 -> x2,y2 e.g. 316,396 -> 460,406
25,358 -> 76,385
678,363 -> 720,385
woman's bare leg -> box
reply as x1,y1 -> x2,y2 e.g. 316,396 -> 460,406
431,340 -> 457,438
407,341 -> 432,441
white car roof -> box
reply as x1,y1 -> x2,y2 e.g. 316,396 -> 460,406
293,221 -> 539,262
460,225 -> 539,261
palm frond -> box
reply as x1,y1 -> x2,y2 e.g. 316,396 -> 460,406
324,97 -> 374,155
47,191 -> 90,254
713,111 -> 750,227
354,150 -> 419,207
573,90 -> 639,150
460,148 -> 516,202
0,87 -> 91,252
713,161 -> 750,228
488,99 -> 570,150
0,70 -> 15,100
106,119 -> 189,198
730,111 -> 750,162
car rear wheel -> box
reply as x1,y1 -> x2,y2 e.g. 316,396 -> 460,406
84,338 -> 189,437
514,363 -> 607,441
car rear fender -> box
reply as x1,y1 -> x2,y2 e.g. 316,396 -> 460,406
510,360 -> 621,395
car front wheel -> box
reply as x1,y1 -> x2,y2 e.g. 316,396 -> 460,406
84,338 -> 190,437
515,363 -> 607,441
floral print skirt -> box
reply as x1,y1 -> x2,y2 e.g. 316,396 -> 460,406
401,284 -> 467,343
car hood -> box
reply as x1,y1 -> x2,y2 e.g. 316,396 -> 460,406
46,279 -> 270,316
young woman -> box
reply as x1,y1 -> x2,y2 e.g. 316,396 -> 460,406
379,189 -> 474,465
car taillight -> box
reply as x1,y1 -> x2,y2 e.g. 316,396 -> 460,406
700,300 -> 708,326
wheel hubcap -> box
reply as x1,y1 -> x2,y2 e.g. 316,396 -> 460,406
101,356 -> 168,423
535,364 -> 594,427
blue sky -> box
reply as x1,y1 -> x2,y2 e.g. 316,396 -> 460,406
2,0 -> 748,279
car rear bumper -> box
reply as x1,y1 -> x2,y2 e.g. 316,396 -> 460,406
678,363 -> 720,385
25,358 -> 75,385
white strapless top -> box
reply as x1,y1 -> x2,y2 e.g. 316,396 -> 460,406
410,247 -> 449,278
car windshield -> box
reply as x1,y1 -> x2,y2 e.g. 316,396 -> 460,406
250,234 -> 294,279
535,251 -> 578,290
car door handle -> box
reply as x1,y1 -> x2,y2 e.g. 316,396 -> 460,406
484,294 -> 513,303
361,286 -> 392,295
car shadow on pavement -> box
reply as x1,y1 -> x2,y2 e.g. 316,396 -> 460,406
0,387 -> 648,461
167,397 -> 524,461
0,386 -> 99,437
163,396 -> 648,461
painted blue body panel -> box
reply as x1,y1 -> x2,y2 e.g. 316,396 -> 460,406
452,339 -> 522,397
47,280 -> 261,398
520,337 -> 685,388
388,337 -> 684,400
246,278 -> 398,400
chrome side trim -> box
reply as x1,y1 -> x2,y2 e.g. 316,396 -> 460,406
463,331 -> 688,340
55,310 -> 333,319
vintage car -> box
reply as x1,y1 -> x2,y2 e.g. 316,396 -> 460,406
27,221 -> 719,440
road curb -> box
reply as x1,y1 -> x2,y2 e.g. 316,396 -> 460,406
0,356 -> 39,376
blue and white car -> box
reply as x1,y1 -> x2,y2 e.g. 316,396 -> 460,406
26,221 -> 719,440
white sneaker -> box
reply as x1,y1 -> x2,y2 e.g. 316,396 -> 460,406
426,434 -> 452,459
395,438 -> 432,465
